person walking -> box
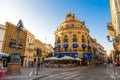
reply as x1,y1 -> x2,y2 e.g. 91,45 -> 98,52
0,60 -> 3,70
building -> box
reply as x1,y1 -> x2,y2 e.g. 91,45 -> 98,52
109,0 -> 120,36
1,22 -> 27,65
23,30 -> 35,66
44,43 -> 54,54
34,39 -> 52,65
107,0 -> 120,50
90,38 -> 98,57
0,24 -> 5,51
110,49 -> 115,62
54,12 -> 95,65
107,0 -> 120,62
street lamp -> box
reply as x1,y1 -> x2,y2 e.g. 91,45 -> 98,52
106,35 -> 115,42
35,48 -> 42,75
11,19 -> 24,63
8,20 -> 24,75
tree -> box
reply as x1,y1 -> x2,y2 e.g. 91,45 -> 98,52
46,52 -> 53,58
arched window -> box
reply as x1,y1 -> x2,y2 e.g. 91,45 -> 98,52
64,35 -> 68,42
82,35 -> 85,43
88,40 -> 90,44
57,37 -> 60,43
73,34 -> 77,42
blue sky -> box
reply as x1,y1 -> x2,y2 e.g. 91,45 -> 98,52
0,0 -> 113,54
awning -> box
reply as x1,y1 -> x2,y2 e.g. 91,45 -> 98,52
82,44 -> 87,49
61,53 -> 70,57
55,45 -> 60,48
75,58 -> 82,61
83,54 -> 92,59
60,56 -> 74,60
44,57 -> 59,60
0,52 -> 9,57
54,54 -> 60,58
71,53 -> 78,58
88,45 -> 91,49
63,44 -> 68,48
72,44 -> 78,48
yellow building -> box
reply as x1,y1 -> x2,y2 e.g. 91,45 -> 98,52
34,39 -> 52,65
54,12 -> 93,65
1,22 -> 27,65
90,38 -> 97,54
23,30 -> 35,66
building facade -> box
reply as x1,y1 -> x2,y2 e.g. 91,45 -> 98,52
0,24 -> 5,51
23,30 -> 35,66
107,0 -> 120,50
54,12 -> 94,65
34,39 -> 53,65
97,43 -> 106,64
107,0 -> 120,62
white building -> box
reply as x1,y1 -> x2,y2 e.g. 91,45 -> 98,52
44,43 -> 54,53
110,0 -> 120,36
107,0 -> 120,51
0,24 -> 5,51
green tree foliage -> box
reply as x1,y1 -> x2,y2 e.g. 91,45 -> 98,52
46,52 -> 53,58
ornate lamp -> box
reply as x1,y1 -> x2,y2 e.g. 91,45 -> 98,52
11,20 -> 24,63
106,35 -> 115,42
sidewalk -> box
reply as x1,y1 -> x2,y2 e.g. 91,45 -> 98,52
7,67 -> 46,80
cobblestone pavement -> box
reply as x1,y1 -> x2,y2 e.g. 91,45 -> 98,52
7,64 -> 120,80
39,64 -> 120,80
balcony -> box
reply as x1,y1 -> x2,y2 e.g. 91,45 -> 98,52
27,47 -> 34,51
73,38 -> 77,42
64,39 -> 68,42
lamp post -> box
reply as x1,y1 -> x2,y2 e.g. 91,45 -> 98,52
11,20 -> 24,63
8,20 -> 24,75
35,48 -> 42,75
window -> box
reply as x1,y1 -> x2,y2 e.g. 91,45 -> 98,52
73,34 -> 77,42
64,35 -> 68,42
88,40 -> 90,44
57,37 -> 60,43
82,35 -> 85,43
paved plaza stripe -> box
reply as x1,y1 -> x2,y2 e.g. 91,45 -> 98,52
54,71 -> 81,79
29,69 -> 34,76
49,72 -> 69,77
63,72 -> 81,79
40,72 -> 69,80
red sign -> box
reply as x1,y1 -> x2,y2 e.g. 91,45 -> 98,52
115,50 -> 120,54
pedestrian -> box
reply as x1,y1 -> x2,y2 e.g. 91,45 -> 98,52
0,60 -> 3,70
